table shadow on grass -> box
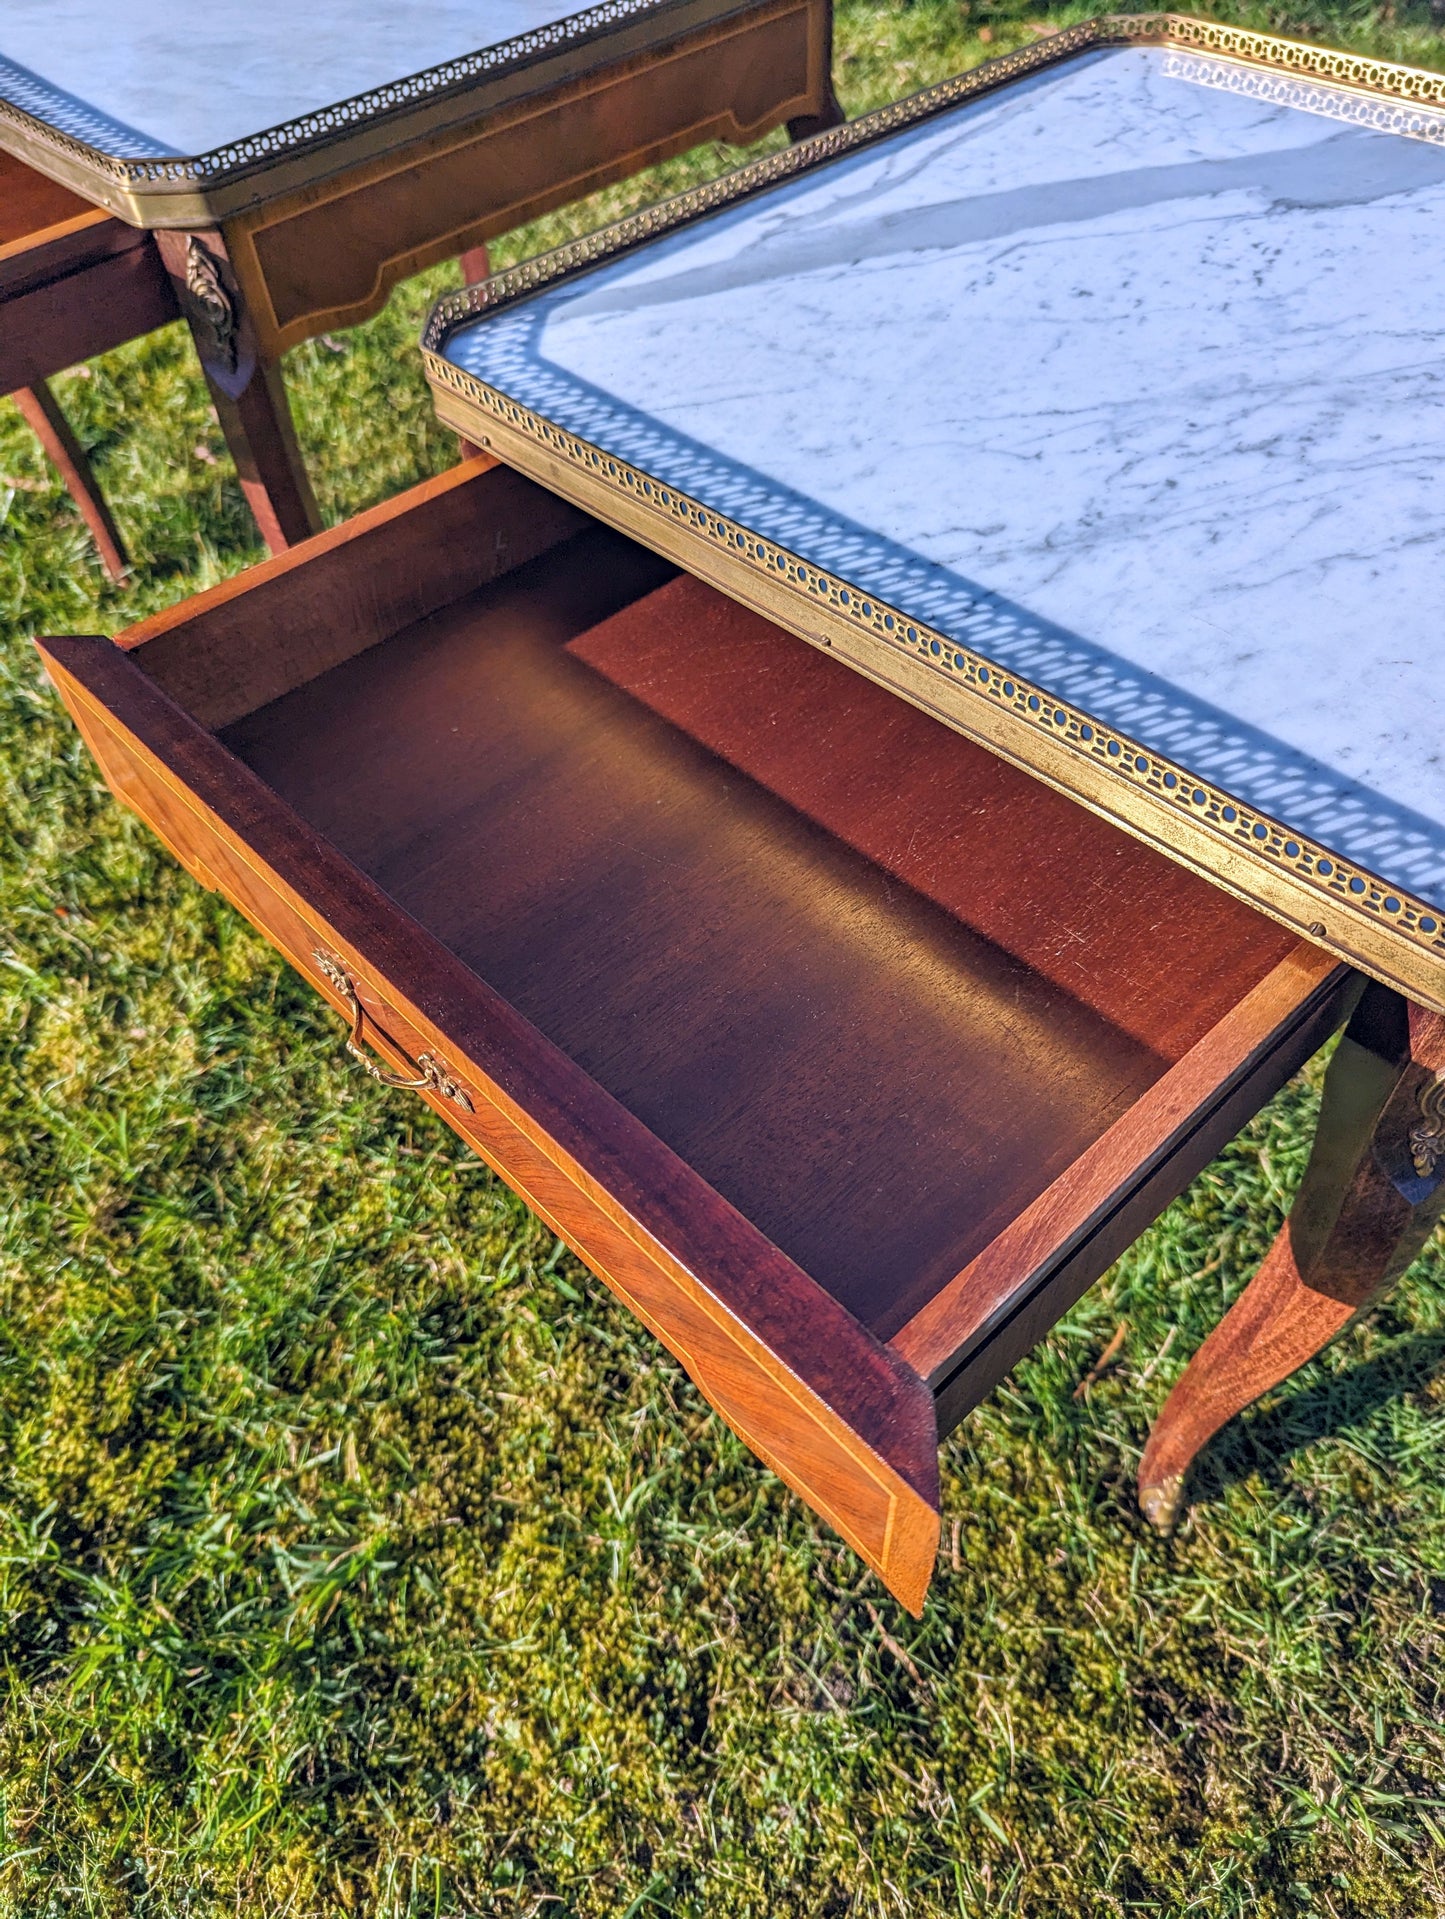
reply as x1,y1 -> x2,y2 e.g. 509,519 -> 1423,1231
1178,1326 -> 1445,1513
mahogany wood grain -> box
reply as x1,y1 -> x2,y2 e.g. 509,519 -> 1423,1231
1139,984 -> 1445,1528
218,561 -> 1343,1349
785,77 -> 846,140
2,2 -> 830,553
891,947 -> 1354,1374
918,956 -> 1357,1429
0,236 -> 178,390
0,151 -> 177,381
37,625 -> 942,1611
204,358 -> 320,553
0,152 -> 305,563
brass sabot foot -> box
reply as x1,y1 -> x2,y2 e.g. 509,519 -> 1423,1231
1138,1473 -> 1185,1535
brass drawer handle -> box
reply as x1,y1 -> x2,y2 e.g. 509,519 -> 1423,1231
313,951 -> 474,1112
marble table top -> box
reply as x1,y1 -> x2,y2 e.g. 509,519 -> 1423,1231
0,0 -> 684,160
438,36 -> 1445,969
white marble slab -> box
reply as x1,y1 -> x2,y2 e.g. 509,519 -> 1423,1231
0,0 -> 660,157
445,43 -> 1445,912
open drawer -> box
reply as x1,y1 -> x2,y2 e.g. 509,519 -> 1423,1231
39,458 -> 1358,1613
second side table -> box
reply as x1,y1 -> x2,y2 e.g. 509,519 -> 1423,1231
1,0 -> 840,556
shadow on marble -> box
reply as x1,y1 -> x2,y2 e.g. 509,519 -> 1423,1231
450,301 -> 1445,908
0,52 -> 171,157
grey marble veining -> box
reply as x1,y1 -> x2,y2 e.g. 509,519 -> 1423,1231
445,44 -> 1445,911
0,0 -> 655,157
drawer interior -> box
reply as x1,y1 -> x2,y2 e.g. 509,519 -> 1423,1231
212,512 -> 1299,1341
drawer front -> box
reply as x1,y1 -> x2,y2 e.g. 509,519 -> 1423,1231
42,634 -> 942,1615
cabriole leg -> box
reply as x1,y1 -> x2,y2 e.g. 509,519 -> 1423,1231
1139,981 -> 1445,1531
156,229 -> 321,554
11,382 -> 127,579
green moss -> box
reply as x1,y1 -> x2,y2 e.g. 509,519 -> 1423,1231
2,3 -> 1444,1911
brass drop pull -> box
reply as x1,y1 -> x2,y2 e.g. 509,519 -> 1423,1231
313,951 -> 474,1112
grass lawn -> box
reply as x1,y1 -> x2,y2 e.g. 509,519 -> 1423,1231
4,2 -> 1445,1911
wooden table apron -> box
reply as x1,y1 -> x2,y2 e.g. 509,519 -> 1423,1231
421,16 -> 1445,1530
0,0 -> 839,550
